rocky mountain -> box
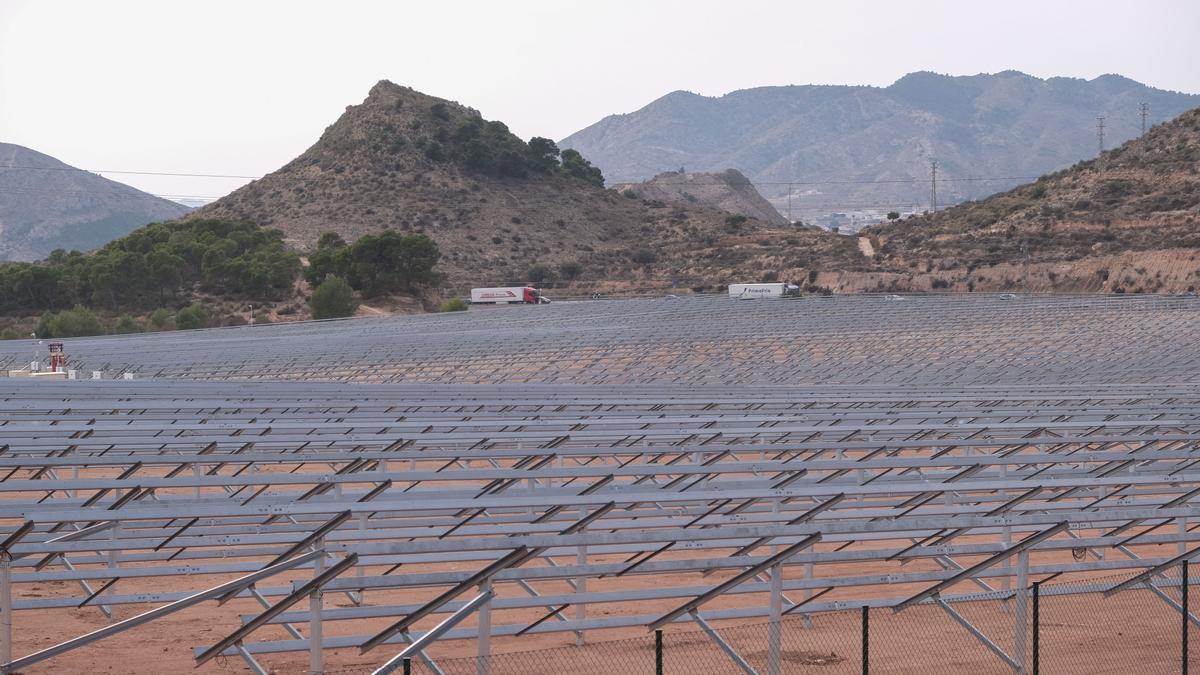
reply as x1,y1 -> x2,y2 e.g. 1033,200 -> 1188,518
613,169 -> 789,225
0,143 -> 191,261
560,71 -> 1200,223
197,81 -> 856,290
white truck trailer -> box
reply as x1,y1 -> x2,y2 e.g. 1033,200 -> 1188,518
727,282 -> 799,299
470,287 -> 551,304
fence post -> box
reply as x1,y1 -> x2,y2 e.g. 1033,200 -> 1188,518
656,629 -> 663,675
403,657 -> 411,675
1184,559 -> 1189,675
1032,581 -> 1041,675
0,551 -> 11,668
861,605 -> 869,675
309,544 -> 324,675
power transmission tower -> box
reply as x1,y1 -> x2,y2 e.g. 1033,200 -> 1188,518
930,160 -> 938,215
1139,102 -> 1150,135
1096,116 -> 1106,155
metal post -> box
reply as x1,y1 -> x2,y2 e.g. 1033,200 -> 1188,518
1032,581 -> 1040,675
107,523 -> 118,624
768,562 -> 783,675
477,579 -> 492,675
0,551 -> 11,668
656,629 -> 663,675
1002,524 -> 1012,595
1184,560 -> 1190,675
1014,550 -> 1029,673
576,536 -> 587,646
310,547 -> 325,675
861,605 -> 869,675
403,658 -> 411,675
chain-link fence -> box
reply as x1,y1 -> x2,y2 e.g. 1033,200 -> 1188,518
327,561 -> 1199,675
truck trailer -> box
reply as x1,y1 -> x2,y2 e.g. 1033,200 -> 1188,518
727,283 -> 799,299
470,287 -> 551,304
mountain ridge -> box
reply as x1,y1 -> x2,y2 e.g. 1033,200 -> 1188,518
560,71 -> 1200,223
0,143 -> 191,261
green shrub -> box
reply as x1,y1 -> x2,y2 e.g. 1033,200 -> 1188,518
560,149 -> 604,187
439,297 -> 469,312
526,264 -> 555,283
36,305 -> 105,338
114,314 -> 142,334
630,249 -> 658,264
559,261 -> 584,281
309,276 -> 359,319
0,328 -> 20,340
174,304 -> 210,330
149,308 -> 173,330
305,231 -> 442,298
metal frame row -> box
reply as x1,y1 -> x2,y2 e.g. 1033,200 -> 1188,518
2,378 -> 1200,673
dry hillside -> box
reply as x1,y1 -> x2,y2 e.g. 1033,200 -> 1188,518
859,107 -> 1200,293
197,82 -> 1200,297
197,81 -> 856,291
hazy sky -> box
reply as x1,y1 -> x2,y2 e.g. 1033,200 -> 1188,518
3,0 -> 1198,200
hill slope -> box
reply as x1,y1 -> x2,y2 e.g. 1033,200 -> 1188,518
560,71 -> 1200,221
0,143 -> 191,261
613,169 -> 789,225
197,81 -> 856,289
857,106 -> 1200,293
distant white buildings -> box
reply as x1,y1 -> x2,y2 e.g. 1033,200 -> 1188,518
818,208 -> 924,234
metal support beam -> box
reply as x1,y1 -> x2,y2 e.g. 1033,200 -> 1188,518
1014,550 -> 1029,673
1105,543 -> 1200,596
236,642 -> 269,675
689,610 -> 758,674
896,522 -> 1068,612
0,552 -> 10,669
361,547 -> 530,653
310,542 -> 325,675
195,553 -> 358,667
373,590 -> 495,675
477,579 -> 492,675
4,551 -> 321,673
935,598 -> 1019,670
768,562 -> 782,675
649,533 -> 821,630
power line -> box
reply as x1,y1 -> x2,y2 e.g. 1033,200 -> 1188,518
0,187 -> 217,201
0,165 -> 259,180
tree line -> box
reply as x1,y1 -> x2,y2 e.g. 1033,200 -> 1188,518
0,218 -> 447,335
423,104 -> 605,187
0,218 -> 300,315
